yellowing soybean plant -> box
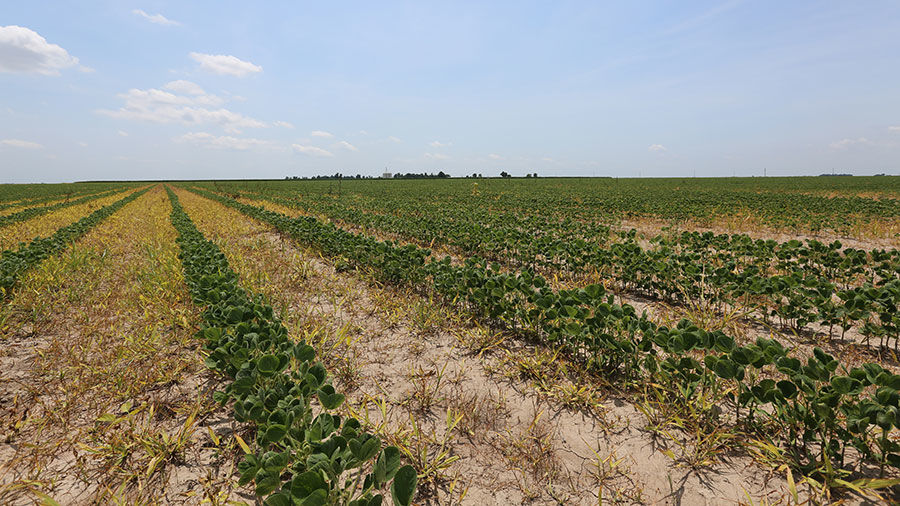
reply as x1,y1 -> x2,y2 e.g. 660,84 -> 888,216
1,177 -> 900,505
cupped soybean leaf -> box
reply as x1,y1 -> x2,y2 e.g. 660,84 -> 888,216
318,385 -> 345,410
391,465 -> 417,506
713,358 -> 737,380
777,380 -> 798,399
290,471 -> 326,499
375,446 -> 402,485
351,434 -> 382,463
831,376 -> 861,395
294,343 -> 316,362
264,424 -> 288,444
255,474 -> 282,496
299,489 -> 328,506
263,492 -> 290,506
258,354 -> 280,376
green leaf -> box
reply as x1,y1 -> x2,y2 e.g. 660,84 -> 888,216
375,447 -> 401,485
258,354 -> 280,376
300,489 -> 328,506
713,358 -> 737,380
255,474 -> 282,497
294,343 -> 316,362
264,425 -> 288,444
391,465 -> 417,506
318,387 -> 345,410
263,492 -> 290,506
291,471 -> 327,499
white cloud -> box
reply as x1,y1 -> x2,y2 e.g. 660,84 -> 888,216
648,144 -> 667,152
132,9 -> 180,26
1,138 -> 43,149
273,120 -> 294,129
292,144 -> 334,157
429,140 -> 451,148
163,79 -> 205,95
177,132 -> 277,150
359,130 -> 369,135
541,157 -> 555,162
830,137 -> 874,150
117,130 -> 129,137
310,130 -> 333,138
425,152 -> 450,160
487,153 -> 503,160
889,126 -> 900,133
78,142 -> 88,147
334,140 -> 358,152
189,52 -> 262,77
0,25 -> 79,76
98,82 -> 266,134
387,136 -> 402,143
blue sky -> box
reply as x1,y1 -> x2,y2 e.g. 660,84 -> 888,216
1,1 -> 899,182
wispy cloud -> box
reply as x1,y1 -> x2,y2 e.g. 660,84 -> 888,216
177,132 -> 277,150
117,130 -> 129,137
334,140 -> 358,152
0,25 -> 79,76
163,80 -> 204,95
1,138 -> 42,149
829,137 -> 874,150
425,152 -> 450,160
386,136 -> 402,143
273,120 -> 294,129
648,144 -> 667,152
292,144 -> 334,157
132,9 -> 180,27
429,140 -> 451,148
889,126 -> 900,133
487,153 -> 503,160
189,52 -> 262,77
310,130 -> 333,138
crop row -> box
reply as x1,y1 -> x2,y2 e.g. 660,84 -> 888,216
187,185 -> 900,488
225,188 -> 900,348
0,188 -> 125,228
166,188 -> 416,506
0,187 -> 150,299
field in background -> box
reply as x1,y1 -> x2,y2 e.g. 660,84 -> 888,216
1,176 -> 899,505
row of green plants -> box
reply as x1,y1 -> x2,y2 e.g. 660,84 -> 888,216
166,188 -> 416,506
0,187 -> 149,299
0,188 -> 124,228
187,186 -> 900,491
226,187 -> 899,347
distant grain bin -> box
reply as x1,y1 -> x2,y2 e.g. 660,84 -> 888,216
382,172 -> 393,179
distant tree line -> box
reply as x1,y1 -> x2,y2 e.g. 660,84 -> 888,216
285,170 -> 538,180
392,171 -> 451,179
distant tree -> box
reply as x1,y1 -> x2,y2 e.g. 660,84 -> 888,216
500,171 -> 511,178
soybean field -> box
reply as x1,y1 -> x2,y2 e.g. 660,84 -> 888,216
2,177 -> 900,505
